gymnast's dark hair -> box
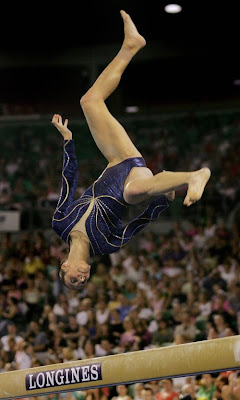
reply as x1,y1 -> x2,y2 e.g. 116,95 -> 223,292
58,265 -> 66,284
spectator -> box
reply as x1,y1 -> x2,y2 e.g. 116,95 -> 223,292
0,296 -> 19,333
228,281 -> 240,316
39,304 -> 53,331
211,292 -> 231,315
76,298 -> 92,326
133,320 -> 152,350
137,271 -> 151,292
141,387 -> 155,400
122,255 -> 143,283
50,326 -> 67,356
180,383 -> 196,400
1,336 -> 17,363
95,338 -> 113,356
119,317 -> 136,352
196,374 -> 215,400
111,265 -> 127,288
25,321 -> 49,354
63,315 -> 79,343
114,385 -> 132,400
96,297 -> 110,325
213,375 -> 228,400
152,318 -> 174,347
132,293 -> 153,321
150,289 -> 165,317
14,340 -> 33,370
232,372 -> 240,400
0,177 -> 11,197
173,311 -> 197,343
23,277 -> 42,321
91,263 -> 108,289
209,312 -> 231,338
203,218 -> 216,240
197,291 -> 212,319
193,226 -> 206,250
217,257 -> 236,285
132,383 -> 144,400
52,293 -> 70,324
109,309 -> 124,345
62,346 -> 76,362
117,294 -> 131,322
155,379 -> 179,400
77,325 -> 89,351
23,252 -> 44,275
82,339 -> 96,359
1,323 -> 23,352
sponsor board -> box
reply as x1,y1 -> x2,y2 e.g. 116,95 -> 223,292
26,363 -> 102,391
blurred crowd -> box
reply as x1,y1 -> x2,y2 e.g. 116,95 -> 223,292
0,111 -> 240,224
0,110 -> 240,399
0,212 -> 240,399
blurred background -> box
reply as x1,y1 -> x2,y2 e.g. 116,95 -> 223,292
1,0 -> 240,114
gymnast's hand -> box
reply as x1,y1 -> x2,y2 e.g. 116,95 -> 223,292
51,114 -> 72,140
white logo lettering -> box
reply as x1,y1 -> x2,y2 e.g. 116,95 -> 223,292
36,373 -> 45,388
81,365 -> 90,382
45,371 -> 55,387
26,363 -> 102,391
65,368 -> 70,384
90,364 -> 99,381
71,367 -> 80,383
28,374 -> 36,390
55,370 -> 64,386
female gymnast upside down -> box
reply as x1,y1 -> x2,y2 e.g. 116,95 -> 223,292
51,10 -> 211,290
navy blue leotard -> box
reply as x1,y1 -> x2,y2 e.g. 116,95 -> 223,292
52,140 -> 170,257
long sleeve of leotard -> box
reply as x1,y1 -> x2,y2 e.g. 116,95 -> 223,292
120,195 -> 169,246
54,139 -> 78,214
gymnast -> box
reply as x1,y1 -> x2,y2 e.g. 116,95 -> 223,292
51,10 -> 211,290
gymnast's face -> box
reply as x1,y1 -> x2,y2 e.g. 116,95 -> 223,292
60,262 -> 91,290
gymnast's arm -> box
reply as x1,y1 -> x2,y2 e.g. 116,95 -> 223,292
121,196 -> 170,240
52,114 -> 78,212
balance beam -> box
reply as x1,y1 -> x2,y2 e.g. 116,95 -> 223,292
1,335 -> 240,399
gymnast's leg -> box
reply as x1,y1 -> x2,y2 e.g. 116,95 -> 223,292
80,10 -> 145,165
124,167 -> 211,206
80,10 -> 211,207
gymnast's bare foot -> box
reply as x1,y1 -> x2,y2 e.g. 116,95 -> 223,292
184,168 -> 211,206
120,10 -> 146,55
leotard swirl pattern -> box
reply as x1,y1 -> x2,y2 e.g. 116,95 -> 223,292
52,140 -> 170,256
